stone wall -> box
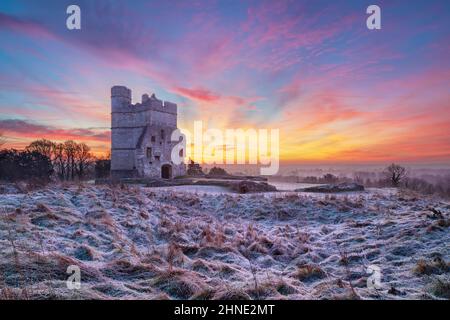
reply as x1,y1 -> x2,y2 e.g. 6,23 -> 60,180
111,85 -> 185,179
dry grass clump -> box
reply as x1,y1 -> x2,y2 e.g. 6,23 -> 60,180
273,278 -> 298,295
166,242 -> 184,271
269,242 -> 287,257
247,241 -> 269,254
218,264 -> 239,278
191,287 -> 216,300
73,245 -> 95,261
197,223 -> 227,247
0,287 -> 30,300
0,252 -> 101,288
152,270 -> 207,299
213,288 -> 252,300
91,283 -> 130,298
293,264 -> 326,282
101,259 -> 158,281
413,257 -> 449,276
191,259 -> 214,274
436,219 -> 450,227
29,203 -> 68,226
12,180 -> 48,194
35,202 -> 52,213
246,282 -> 278,299
245,275 -> 298,299
331,290 -> 361,300
86,208 -> 110,220
426,218 -> 450,232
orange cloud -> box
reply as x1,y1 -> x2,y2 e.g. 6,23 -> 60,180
173,87 -> 220,102
1,119 -> 110,156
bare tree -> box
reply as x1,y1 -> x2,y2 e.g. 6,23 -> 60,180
53,143 -> 66,180
26,139 -> 55,160
384,163 -> 407,186
75,143 -> 93,179
63,140 -> 79,180
25,139 -> 98,181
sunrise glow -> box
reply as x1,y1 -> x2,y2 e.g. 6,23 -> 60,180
1,1 -> 449,164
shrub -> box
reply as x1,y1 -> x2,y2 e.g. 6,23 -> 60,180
208,167 -> 228,176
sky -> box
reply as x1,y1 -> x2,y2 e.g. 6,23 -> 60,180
0,0 -> 449,165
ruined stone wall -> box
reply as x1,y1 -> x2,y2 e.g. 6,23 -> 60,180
111,86 -> 138,178
111,85 -> 185,179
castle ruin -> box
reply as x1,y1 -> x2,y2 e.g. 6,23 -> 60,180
110,85 -> 186,179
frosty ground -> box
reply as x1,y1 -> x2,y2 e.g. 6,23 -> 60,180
0,183 -> 448,299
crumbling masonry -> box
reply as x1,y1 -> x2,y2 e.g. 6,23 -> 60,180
110,86 -> 185,179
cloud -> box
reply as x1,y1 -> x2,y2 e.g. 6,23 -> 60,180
173,87 -> 221,102
1,1 -> 449,163
0,119 -> 110,144
0,12 -> 55,39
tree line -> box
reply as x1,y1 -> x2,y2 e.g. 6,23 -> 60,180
26,139 -> 94,180
0,137 -> 110,182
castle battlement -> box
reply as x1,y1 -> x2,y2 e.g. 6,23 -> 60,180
111,85 -> 177,115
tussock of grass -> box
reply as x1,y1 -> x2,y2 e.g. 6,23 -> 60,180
213,288 -> 251,300
35,203 -> 51,213
413,257 -> 449,276
101,259 -> 158,281
152,271 -> 206,299
0,252 -> 102,287
73,245 -> 95,261
293,265 -> 326,282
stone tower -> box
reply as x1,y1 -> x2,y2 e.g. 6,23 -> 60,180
111,85 -> 185,179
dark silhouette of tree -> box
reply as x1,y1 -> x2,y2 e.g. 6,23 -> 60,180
2,138 -> 101,182
26,139 -> 55,160
25,139 -> 97,181
322,173 -> 338,183
0,149 -> 53,181
20,151 -> 54,181
95,159 -> 111,179
187,158 -> 204,176
384,163 -> 407,186
63,140 -> 79,180
0,149 -> 16,180
75,143 -> 94,179
208,167 -> 228,176
302,176 -> 318,183
53,143 -> 66,180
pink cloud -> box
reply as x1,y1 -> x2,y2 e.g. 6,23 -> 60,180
1,119 -> 110,144
173,87 -> 221,102
0,13 -> 55,40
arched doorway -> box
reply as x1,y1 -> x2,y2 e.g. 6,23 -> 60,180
161,164 -> 172,179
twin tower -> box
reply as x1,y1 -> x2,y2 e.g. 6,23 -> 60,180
110,86 -> 185,179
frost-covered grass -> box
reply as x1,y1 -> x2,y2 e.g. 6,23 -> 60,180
0,183 -> 448,300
